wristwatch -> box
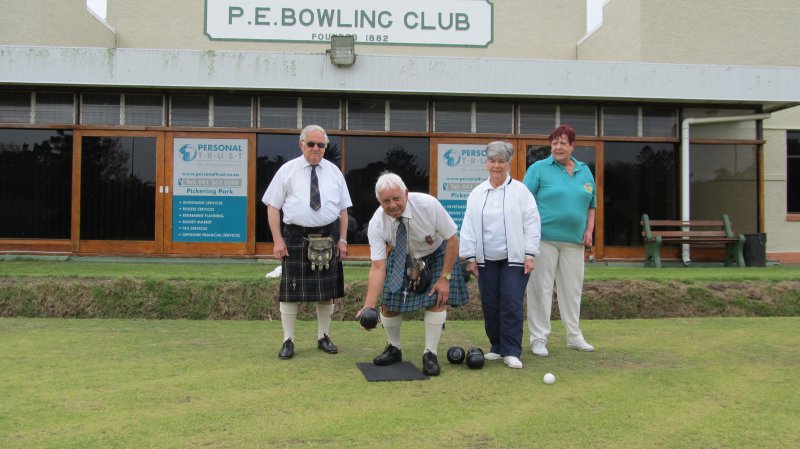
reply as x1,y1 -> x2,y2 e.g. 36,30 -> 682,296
441,272 -> 452,281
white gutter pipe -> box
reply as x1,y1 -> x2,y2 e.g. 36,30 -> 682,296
680,113 -> 771,265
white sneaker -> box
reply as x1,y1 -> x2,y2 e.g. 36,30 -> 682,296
503,356 -> 523,369
265,266 -> 282,279
484,352 -> 502,361
531,339 -> 549,357
567,338 -> 595,352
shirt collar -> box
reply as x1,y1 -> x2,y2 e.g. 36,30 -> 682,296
478,174 -> 512,192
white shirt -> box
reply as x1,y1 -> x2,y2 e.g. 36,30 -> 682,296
460,175 -> 541,265
261,155 -> 352,227
368,192 -> 458,261
482,184 -> 509,260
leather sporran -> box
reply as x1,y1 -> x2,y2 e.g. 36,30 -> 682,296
407,256 -> 432,294
307,234 -> 334,271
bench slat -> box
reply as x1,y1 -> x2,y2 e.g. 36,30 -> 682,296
645,220 -> 724,226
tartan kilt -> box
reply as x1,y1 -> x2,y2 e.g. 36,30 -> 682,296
380,240 -> 469,313
278,229 -> 345,302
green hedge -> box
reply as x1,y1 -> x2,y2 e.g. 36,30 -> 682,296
1,278 -> 798,320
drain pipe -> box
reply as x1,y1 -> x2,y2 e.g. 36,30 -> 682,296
680,113 -> 770,265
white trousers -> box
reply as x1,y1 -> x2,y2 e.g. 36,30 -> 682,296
526,240 -> 585,344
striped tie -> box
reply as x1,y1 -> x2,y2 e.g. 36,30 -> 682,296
310,165 -> 321,211
388,220 -> 407,293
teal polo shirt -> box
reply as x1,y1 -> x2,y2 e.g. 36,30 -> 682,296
522,155 -> 596,244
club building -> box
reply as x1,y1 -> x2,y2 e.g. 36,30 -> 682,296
1,0 -> 799,263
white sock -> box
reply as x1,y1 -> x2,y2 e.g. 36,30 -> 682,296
279,302 -> 298,342
380,313 -> 403,349
424,310 -> 447,355
316,302 -> 334,339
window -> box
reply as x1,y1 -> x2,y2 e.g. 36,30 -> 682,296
388,99 -> 427,132
82,93 -> 121,125
35,92 -> 75,124
690,144 -> 758,233
520,104 -> 556,135
213,95 -> 252,127
80,136 -> 157,240
788,131 -> 800,213
434,101 -> 471,133
0,129 -> 73,238
642,107 -> 677,137
348,99 -> 385,131
259,96 -> 298,129
302,98 -> 340,130
0,92 -> 31,123
603,142 -> 678,246
683,108 -> 758,139
602,106 -> 638,136
125,94 -> 164,126
344,136 -> 430,244
560,105 -> 596,136
171,95 -> 210,127
476,102 -> 513,134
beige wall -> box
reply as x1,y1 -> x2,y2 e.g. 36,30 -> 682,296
579,0 -> 800,66
577,0 -> 641,61
107,0 -> 586,60
0,0 -> 116,47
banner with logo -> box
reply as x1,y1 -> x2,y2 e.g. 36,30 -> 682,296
437,143 -> 487,229
172,138 -> 248,243
205,0 -> 493,47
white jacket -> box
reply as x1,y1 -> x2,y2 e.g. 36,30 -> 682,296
459,176 -> 541,266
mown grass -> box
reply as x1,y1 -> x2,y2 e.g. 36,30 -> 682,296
1,317 -> 798,449
1,258 -> 799,282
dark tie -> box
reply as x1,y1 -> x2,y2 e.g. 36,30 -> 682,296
388,220 -> 407,293
310,165 -> 321,211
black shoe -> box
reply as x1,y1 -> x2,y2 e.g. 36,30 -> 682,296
278,338 -> 294,360
317,334 -> 338,354
373,343 -> 402,366
422,351 -> 441,376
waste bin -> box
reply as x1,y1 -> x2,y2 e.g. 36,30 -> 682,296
743,233 -> 767,267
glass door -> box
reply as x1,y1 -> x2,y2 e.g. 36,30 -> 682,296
74,131 -> 165,254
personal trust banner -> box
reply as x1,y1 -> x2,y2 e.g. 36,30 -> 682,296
172,138 -> 248,243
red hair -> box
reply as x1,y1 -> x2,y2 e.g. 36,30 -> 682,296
549,125 -> 576,144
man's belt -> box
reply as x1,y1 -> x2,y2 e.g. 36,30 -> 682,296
284,222 -> 336,236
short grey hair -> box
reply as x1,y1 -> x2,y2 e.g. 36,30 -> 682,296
486,141 -> 513,162
374,171 -> 408,199
299,124 -> 328,144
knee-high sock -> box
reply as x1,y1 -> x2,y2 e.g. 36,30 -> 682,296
424,310 -> 447,355
279,302 -> 299,342
316,302 -> 334,339
380,313 -> 403,349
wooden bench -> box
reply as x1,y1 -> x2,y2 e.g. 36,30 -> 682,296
640,214 -> 746,268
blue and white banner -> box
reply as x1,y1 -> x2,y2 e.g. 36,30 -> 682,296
172,138 -> 248,243
437,143 -> 486,230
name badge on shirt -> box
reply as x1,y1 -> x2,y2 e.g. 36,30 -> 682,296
425,235 -> 433,245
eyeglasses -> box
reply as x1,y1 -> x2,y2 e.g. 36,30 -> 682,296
305,141 -> 328,149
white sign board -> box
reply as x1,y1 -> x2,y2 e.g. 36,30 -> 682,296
173,138 -> 248,243
437,143 -> 487,229
205,0 -> 493,47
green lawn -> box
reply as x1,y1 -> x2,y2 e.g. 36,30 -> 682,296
2,258 -> 799,282
2,317 -> 798,448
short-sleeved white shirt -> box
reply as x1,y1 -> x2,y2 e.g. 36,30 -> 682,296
367,192 -> 457,261
261,155 -> 352,227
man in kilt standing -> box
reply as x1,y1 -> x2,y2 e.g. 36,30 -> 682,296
357,172 -> 469,376
262,125 -> 352,360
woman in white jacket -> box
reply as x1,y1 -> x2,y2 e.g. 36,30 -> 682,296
460,141 -> 541,369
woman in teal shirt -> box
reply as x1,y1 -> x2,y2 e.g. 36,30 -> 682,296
523,125 -> 596,357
